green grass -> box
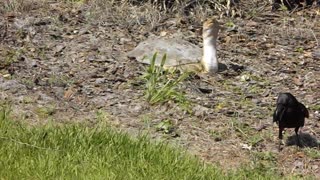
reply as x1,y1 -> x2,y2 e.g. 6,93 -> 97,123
0,103 -> 304,179
0,106 -> 217,179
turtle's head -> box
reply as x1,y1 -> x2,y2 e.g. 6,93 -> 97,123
202,17 -> 220,40
201,17 -> 221,74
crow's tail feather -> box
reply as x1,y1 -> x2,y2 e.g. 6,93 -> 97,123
299,103 -> 309,118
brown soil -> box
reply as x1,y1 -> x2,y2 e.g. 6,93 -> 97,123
1,0 -> 319,177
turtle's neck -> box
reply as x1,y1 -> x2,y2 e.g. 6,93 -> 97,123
201,24 -> 219,73
202,35 -> 218,73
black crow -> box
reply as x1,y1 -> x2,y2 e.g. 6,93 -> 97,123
273,93 -> 309,148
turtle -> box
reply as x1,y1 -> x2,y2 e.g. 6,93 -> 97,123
127,17 -> 222,74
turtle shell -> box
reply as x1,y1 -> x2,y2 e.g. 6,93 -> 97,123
127,37 -> 202,67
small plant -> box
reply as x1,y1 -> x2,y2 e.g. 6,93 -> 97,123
226,21 -> 235,28
280,4 -> 288,11
35,105 -> 56,119
296,47 -> 304,53
141,53 -> 190,107
156,119 -> 174,134
309,104 -> 320,111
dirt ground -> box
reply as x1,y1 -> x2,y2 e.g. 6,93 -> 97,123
1,0 -> 320,177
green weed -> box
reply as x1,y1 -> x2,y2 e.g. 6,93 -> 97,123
156,119 -> 174,134
140,53 -> 191,109
280,4 -> 288,11
296,47 -> 304,53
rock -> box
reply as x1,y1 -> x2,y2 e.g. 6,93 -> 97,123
90,95 -> 114,108
95,78 -> 105,84
119,37 -> 131,45
37,92 -> 54,104
25,58 -> 38,68
293,160 -> 304,169
240,143 -> 252,150
312,50 -> 320,59
193,105 -> 209,117
311,165 -> 318,170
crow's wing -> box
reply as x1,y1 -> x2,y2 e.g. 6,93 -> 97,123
273,103 -> 286,124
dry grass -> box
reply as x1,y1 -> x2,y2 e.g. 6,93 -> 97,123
84,0 -> 265,28
0,0 -> 272,28
0,0 -> 47,13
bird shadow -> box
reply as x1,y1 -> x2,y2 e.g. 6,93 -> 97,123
218,63 -> 228,72
286,133 -> 320,148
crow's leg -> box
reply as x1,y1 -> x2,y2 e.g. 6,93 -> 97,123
295,127 -> 302,147
278,127 -> 284,151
